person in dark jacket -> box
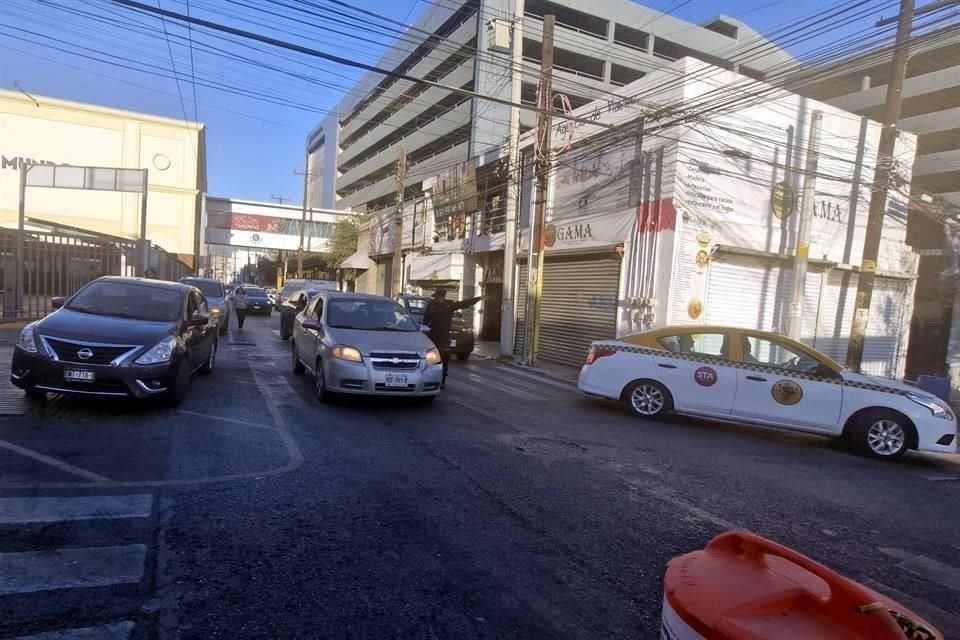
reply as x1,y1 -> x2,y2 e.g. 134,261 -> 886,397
422,288 -> 482,387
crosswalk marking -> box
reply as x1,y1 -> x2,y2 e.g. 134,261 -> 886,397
0,438 -> 111,483
458,372 -> 542,401
13,622 -> 134,640
0,544 -> 146,596
0,495 -> 152,524
896,553 -> 960,593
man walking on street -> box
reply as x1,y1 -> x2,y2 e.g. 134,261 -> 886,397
233,287 -> 249,330
423,288 -> 483,388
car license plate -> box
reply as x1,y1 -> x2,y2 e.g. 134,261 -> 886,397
64,369 -> 95,383
449,339 -> 457,347
252,305 -> 261,309
384,374 -> 408,388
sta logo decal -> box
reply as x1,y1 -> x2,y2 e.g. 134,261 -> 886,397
694,366 -> 718,387
772,380 -> 803,405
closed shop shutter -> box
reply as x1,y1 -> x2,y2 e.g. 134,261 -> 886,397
514,262 -> 528,357
706,256 -> 822,340
864,276 -> 911,378
537,255 -> 620,366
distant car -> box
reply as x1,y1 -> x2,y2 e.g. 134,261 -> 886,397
290,292 -> 443,402
10,277 -> 217,406
180,277 -> 231,336
577,325 -> 958,460
395,294 -> 475,360
279,288 -> 325,340
242,286 -> 272,315
277,279 -> 337,310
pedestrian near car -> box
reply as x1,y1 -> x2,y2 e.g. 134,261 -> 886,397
233,287 -> 249,330
422,288 -> 482,387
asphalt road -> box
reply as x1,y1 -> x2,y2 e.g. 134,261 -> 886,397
1,314 -> 959,639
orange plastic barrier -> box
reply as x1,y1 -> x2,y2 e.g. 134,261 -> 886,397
662,531 -> 942,640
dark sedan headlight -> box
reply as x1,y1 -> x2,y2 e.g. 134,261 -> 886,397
135,336 -> 176,365
17,323 -> 38,353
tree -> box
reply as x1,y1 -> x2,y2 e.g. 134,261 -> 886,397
310,216 -> 362,281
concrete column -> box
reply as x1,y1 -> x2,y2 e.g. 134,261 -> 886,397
120,122 -> 141,239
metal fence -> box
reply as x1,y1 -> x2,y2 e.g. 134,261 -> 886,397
0,221 -> 193,320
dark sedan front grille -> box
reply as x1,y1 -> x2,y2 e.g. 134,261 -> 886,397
369,352 -> 421,370
43,337 -> 139,365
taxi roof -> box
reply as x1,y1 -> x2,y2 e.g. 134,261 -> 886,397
623,325 -> 844,372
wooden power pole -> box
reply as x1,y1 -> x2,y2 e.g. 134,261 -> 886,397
522,14 -> 555,366
391,146 -> 407,296
846,0 -> 915,371
296,155 -> 310,278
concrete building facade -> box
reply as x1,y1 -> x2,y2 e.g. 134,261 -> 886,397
0,89 -> 206,268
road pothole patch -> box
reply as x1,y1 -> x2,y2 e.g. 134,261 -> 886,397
514,436 -> 586,456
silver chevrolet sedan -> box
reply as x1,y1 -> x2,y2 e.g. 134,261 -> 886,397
290,292 -> 444,402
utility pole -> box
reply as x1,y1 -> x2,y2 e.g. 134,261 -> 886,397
787,110 -> 823,340
846,0 -> 915,371
296,152 -> 310,278
500,0 -> 525,359
523,14 -> 554,366
392,146 -> 407,297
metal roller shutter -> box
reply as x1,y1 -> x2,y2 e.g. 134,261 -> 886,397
537,256 -> 620,366
514,262 -> 528,357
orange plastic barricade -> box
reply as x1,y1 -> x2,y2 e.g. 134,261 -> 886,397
662,531 -> 942,640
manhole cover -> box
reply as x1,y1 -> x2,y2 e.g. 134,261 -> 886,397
518,437 -> 585,456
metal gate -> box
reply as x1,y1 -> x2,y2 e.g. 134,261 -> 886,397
514,262 -> 528,357
538,256 -> 620,366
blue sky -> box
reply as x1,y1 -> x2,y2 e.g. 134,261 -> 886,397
0,0 -> 883,204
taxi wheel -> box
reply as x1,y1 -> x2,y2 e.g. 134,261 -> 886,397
850,410 -> 913,460
314,360 -> 336,404
623,380 -> 672,419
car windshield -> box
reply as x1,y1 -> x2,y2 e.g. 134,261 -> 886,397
66,281 -> 182,322
244,288 -> 267,297
405,297 -> 431,313
281,284 -> 300,297
327,299 -> 418,331
181,279 -> 224,298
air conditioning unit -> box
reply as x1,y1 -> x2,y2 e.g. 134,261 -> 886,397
487,18 -> 512,53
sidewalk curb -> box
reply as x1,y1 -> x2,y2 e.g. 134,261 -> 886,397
473,351 -> 577,385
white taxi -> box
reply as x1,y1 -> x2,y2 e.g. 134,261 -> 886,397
578,326 -> 958,460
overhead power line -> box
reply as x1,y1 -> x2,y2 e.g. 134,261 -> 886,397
106,0 -> 623,131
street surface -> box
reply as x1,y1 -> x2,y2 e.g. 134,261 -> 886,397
1,315 -> 959,639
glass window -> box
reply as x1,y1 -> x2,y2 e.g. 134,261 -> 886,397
743,335 -> 824,373
305,296 -> 323,318
180,278 -> 224,298
326,298 -> 417,332
657,332 -> 729,359
67,281 -> 183,322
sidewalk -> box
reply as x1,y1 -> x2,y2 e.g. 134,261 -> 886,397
472,340 -> 579,384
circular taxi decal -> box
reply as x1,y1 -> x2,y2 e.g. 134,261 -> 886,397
694,366 -> 717,387
696,232 -> 711,246
772,379 -> 803,405
687,297 -> 703,319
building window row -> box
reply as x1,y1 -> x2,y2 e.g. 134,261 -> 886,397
337,125 -> 472,200
340,38 -> 477,151
339,86 -> 474,174
525,0 -> 608,39
522,38 -> 605,79
339,0 -> 480,129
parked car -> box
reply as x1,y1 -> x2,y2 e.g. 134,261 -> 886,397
180,277 -> 231,336
10,276 -> 217,406
395,294 -> 475,360
242,286 -> 273,315
276,279 -> 337,310
290,292 -> 443,402
577,325 -> 958,461
279,288 -> 326,340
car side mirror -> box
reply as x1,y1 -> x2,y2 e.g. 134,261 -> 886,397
302,319 -> 320,331
189,312 -> 210,327
51,296 -> 66,309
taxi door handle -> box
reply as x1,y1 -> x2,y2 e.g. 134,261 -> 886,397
746,375 -> 767,382
658,363 -> 677,369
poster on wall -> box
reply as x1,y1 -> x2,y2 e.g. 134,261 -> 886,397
545,137 -> 639,251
